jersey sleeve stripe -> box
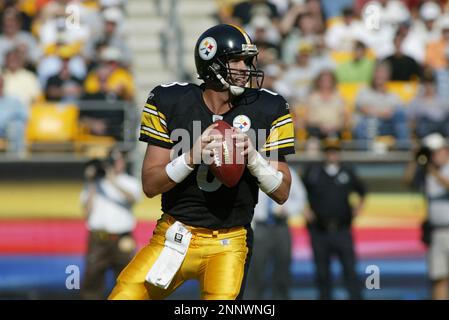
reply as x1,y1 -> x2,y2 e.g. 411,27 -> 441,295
270,113 -> 292,127
140,129 -> 173,144
145,103 -> 167,120
271,118 -> 292,131
261,142 -> 295,152
265,122 -> 294,145
264,138 -> 295,148
141,113 -> 169,135
142,125 -> 170,139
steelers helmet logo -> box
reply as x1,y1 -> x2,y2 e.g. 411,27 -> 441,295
233,115 -> 251,132
198,37 -> 217,60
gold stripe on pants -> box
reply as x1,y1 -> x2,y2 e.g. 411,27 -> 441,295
108,213 -> 251,300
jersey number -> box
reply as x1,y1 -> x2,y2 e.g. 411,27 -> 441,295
196,164 -> 222,192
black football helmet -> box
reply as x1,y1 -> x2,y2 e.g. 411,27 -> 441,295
194,24 -> 264,96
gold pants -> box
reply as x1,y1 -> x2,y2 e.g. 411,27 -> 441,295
108,214 -> 253,300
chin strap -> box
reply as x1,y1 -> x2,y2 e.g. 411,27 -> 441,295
209,65 -> 245,96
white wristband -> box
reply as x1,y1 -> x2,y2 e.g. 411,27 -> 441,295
247,151 -> 283,194
165,153 -> 194,183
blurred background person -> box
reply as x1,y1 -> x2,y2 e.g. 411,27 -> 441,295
44,52 -> 83,102
324,7 -> 366,52
405,133 -> 449,300
408,75 -> 449,139
245,166 -> 307,300
281,42 -> 319,104
353,62 -> 409,149
336,40 -> 374,84
280,6 -> 321,65
83,6 -> 131,70
2,47 -> 41,108
383,32 -> 422,81
0,8 -> 40,68
0,74 -> 28,156
80,149 -> 142,300
82,46 -> 134,101
303,69 -> 348,140
302,139 -> 366,300
425,16 -> 449,71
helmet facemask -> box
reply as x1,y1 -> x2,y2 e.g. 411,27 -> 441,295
208,45 -> 264,96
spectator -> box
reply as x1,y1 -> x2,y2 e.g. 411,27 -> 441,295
280,42 -> 319,103
37,40 -> 87,88
396,20 -> 426,64
305,0 -> 325,32
425,17 -> 449,70
394,2 -> 442,64
435,47 -> 449,100
303,70 -> 348,139
408,76 -> 449,139
83,46 -> 135,101
0,74 -> 28,156
245,167 -> 306,300
245,14 -> 281,47
281,10 -> 321,64
362,0 -> 410,27
80,149 -> 142,300
0,8 -> 40,67
253,40 -> 279,67
383,32 -> 422,81
45,55 -> 83,102
310,35 -> 335,73
83,7 -> 131,69
324,7 -> 367,52
336,40 -> 375,84
231,0 -> 279,26
262,63 -> 291,98
405,133 -> 449,300
353,63 -> 410,149
39,5 -> 90,46
302,139 -> 366,300
2,48 -> 41,107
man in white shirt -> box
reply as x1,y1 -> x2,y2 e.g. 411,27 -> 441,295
421,134 -> 449,300
80,149 -> 142,300
245,166 -> 306,300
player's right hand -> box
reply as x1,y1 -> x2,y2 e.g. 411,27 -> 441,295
186,123 -> 222,167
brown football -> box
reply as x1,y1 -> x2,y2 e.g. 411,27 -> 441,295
208,120 -> 246,188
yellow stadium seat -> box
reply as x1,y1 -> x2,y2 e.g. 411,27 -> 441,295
338,82 -> 366,113
27,103 -> 79,143
386,81 -> 419,104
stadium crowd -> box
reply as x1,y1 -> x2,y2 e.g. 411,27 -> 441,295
217,0 -> 449,152
0,0 -> 133,156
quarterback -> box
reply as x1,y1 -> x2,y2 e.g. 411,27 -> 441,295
108,24 -> 295,300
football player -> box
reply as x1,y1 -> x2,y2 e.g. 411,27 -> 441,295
108,24 -> 295,300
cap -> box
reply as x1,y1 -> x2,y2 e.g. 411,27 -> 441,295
250,14 -> 272,30
103,7 -> 123,23
322,138 -> 342,151
420,2 -> 441,21
422,133 -> 447,151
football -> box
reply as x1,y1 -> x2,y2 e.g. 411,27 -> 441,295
208,120 -> 246,187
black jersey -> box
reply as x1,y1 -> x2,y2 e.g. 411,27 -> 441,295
139,82 -> 295,228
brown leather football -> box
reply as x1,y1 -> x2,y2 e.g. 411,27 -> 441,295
208,120 -> 246,188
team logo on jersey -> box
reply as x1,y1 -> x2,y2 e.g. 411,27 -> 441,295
198,37 -> 217,60
233,115 -> 251,132
337,172 -> 349,185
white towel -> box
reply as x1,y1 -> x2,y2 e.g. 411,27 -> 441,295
145,221 -> 192,289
